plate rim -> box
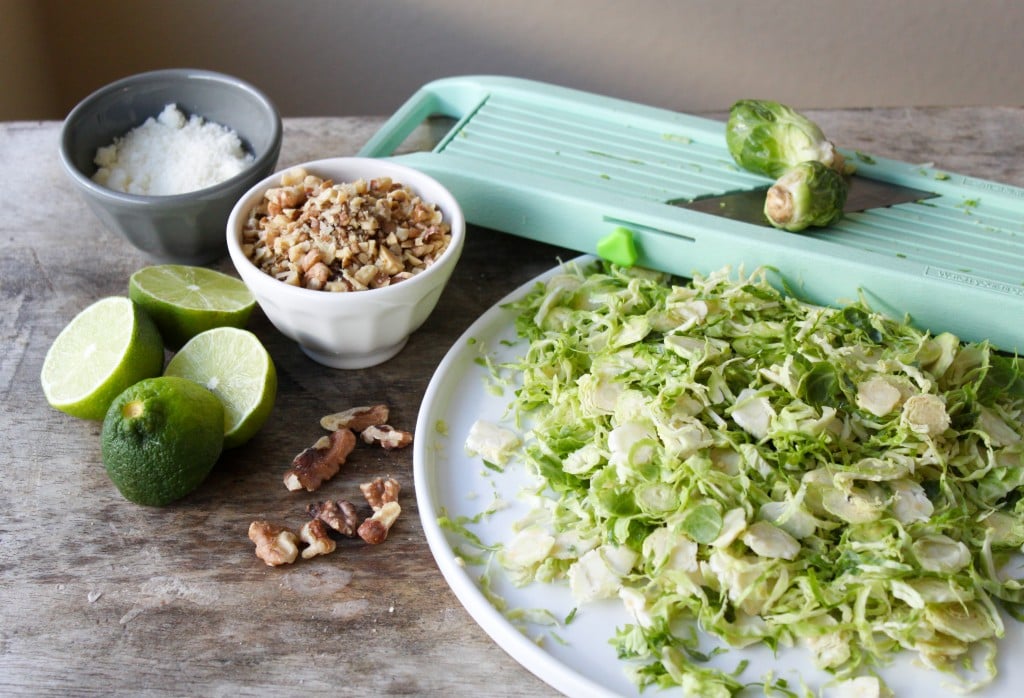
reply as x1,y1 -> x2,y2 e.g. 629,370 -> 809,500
413,255 -> 620,697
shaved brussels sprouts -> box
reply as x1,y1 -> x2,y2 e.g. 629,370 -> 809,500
451,260 -> 1024,695
764,160 -> 848,232
726,98 -> 848,177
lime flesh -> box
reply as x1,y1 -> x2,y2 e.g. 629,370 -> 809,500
128,264 -> 255,349
41,297 -> 165,420
164,327 -> 276,449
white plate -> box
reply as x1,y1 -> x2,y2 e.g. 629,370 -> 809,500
413,256 -> 1022,697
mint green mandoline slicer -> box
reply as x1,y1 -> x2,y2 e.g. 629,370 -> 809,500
359,76 -> 1024,353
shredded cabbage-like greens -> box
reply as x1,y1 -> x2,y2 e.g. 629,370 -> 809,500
461,260 -> 1024,695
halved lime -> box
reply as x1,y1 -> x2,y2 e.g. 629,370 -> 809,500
164,327 -> 276,449
128,265 -> 256,349
41,297 -> 165,420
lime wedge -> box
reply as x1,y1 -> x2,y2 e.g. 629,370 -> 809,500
164,327 -> 277,449
41,297 -> 165,420
128,265 -> 256,349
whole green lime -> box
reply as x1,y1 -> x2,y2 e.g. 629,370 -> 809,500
101,376 -> 225,506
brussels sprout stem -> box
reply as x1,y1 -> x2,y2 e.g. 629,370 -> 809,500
764,160 -> 849,232
765,184 -> 795,226
831,150 -> 850,175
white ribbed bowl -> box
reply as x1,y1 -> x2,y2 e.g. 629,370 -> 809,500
226,157 -> 465,369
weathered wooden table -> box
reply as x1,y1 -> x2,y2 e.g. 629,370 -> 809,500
2,107 -> 1023,697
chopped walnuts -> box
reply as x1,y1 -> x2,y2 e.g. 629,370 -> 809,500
283,406 -> 413,493
241,168 -> 452,291
252,404 -> 412,566
320,404 -> 411,451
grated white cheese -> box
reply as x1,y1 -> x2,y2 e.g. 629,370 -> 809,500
92,104 -> 253,196
464,419 -> 521,466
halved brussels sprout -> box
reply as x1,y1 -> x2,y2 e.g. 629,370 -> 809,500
726,99 -> 848,178
764,161 -> 849,232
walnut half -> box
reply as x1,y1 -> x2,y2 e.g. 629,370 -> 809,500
358,501 -> 401,545
359,476 -> 401,512
284,428 -> 357,492
248,521 -> 300,566
320,404 -> 390,433
360,424 -> 413,450
307,499 -> 360,537
299,519 -> 337,559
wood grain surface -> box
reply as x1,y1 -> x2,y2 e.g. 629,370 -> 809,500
2,107 -> 1022,697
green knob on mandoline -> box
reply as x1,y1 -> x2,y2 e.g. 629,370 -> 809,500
596,226 -> 638,267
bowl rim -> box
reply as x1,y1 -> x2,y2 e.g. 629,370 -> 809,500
226,156 -> 466,304
58,68 -> 283,205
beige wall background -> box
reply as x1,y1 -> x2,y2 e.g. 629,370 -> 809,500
3,0 -> 1022,122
